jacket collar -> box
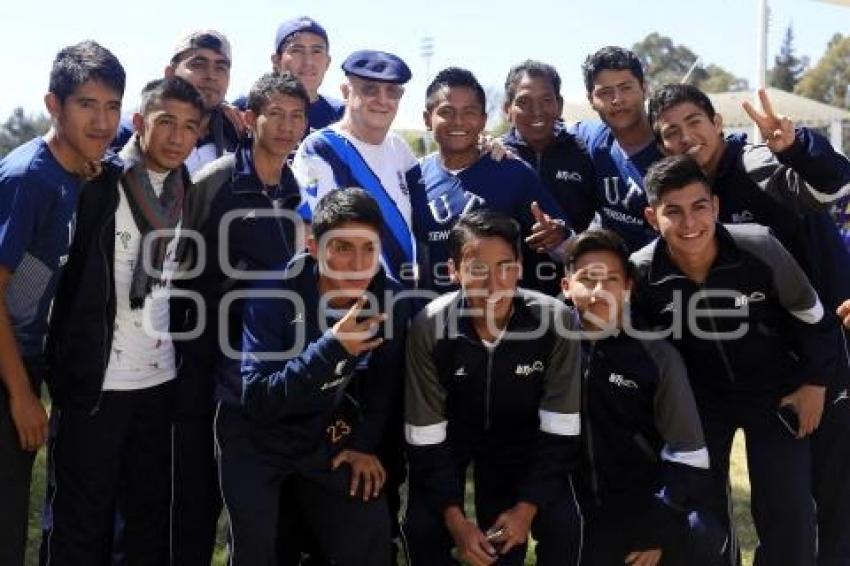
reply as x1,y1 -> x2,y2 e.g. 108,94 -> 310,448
445,289 -> 542,342
230,140 -> 299,203
503,119 -> 571,153
645,223 -> 742,286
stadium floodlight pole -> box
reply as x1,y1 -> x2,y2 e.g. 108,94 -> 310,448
755,0 -> 768,142
681,57 -> 702,84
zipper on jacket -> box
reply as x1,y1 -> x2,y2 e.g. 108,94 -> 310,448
90,209 -> 116,416
697,282 -> 737,383
534,152 -> 543,173
581,342 -> 602,506
484,347 -> 494,430
260,191 -> 293,259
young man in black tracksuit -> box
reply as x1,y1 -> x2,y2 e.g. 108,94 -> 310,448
41,77 -> 203,565
561,229 -> 723,566
648,84 -> 850,565
631,155 -> 841,566
404,209 -> 583,566
169,72 -> 309,565
217,188 -> 412,566
500,60 -> 599,234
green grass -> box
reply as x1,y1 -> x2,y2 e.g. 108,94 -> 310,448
25,432 -> 757,565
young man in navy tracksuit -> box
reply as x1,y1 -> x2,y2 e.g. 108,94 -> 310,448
170,71 -> 309,565
407,67 -> 571,295
571,46 -> 663,252
42,77 -> 203,565
217,188 -> 412,566
0,40 -> 125,566
404,209 -> 583,566
500,60 -> 599,234
649,83 -> 850,566
631,155 -> 841,566
561,229 -> 723,566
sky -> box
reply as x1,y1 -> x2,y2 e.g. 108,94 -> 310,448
2,0 -> 850,129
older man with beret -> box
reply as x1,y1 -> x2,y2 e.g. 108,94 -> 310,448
292,49 -> 418,287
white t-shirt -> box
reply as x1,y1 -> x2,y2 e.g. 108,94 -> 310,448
292,125 -> 418,227
102,170 -> 180,391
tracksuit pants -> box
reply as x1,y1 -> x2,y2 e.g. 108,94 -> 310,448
811,377 -> 850,566
580,495 -> 726,566
169,414 -> 221,566
403,456 -> 582,566
39,381 -> 175,566
214,402 -> 391,566
0,356 -> 45,566
699,398 -> 816,566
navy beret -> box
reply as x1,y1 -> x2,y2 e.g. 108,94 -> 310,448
275,17 -> 328,53
341,50 -> 412,84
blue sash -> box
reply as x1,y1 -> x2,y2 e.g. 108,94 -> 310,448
316,130 -> 414,281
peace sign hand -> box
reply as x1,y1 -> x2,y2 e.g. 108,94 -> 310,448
742,88 -> 796,153
331,295 -> 386,356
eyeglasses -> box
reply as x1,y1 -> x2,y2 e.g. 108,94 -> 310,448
351,79 -> 405,101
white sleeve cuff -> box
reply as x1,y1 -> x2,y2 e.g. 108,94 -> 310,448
661,446 -> 710,469
539,410 -> 580,436
405,421 -> 447,446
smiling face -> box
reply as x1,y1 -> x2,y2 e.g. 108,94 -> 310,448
134,98 -> 202,172
425,85 -> 486,162
451,235 -> 521,328
45,79 -> 122,171
656,101 -> 725,175
588,69 -> 647,133
341,76 -> 403,142
248,91 -> 307,160
273,32 -> 330,100
563,250 -> 632,331
504,73 -> 562,152
168,47 -> 231,110
645,181 -> 719,262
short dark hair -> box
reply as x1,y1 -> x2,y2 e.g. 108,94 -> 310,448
246,72 -> 310,115
49,40 -> 126,103
139,76 -> 205,117
648,83 -> 717,141
447,209 -> 522,265
565,229 -> 634,280
644,155 -> 713,205
503,60 -> 563,105
425,67 -> 486,113
581,46 -> 644,93
312,188 -> 383,242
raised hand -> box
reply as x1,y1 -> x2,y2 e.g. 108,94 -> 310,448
331,295 -> 385,356
525,201 -> 566,253
742,88 -> 796,153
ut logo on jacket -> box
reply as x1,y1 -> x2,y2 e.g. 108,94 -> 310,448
428,191 -> 486,224
602,176 -> 644,209
515,360 -> 544,377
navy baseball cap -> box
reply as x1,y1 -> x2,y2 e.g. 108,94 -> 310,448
341,50 -> 412,84
275,17 -> 329,53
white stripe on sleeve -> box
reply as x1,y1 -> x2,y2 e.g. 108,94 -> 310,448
539,410 -> 581,436
661,446 -> 710,469
404,421 -> 448,446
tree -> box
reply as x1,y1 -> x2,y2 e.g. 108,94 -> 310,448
0,107 -> 51,157
795,33 -> 850,108
770,25 -> 809,92
631,33 -> 749,93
